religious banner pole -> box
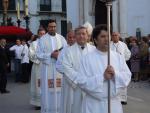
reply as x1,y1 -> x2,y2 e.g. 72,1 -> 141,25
99,0 -> 116,113
106,2 -> 111,113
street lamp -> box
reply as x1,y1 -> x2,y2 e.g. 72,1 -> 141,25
24,15 -> 30,31
99,1 -> 116,113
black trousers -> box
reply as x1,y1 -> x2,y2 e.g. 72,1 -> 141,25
14,59 -> 22,82
21,63 -> 29,83
0,70 -> 7,92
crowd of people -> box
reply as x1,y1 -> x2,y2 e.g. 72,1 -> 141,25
126,36 -> 150,82
0,19 -> 150,113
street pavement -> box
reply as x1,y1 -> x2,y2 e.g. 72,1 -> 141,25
0,73 -> 40,113
123,81 -> 150,113
0,74 -> 150,113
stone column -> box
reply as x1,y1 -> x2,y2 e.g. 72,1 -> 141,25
83,0 -> 88,23
119,0 -> 128,39
112,0 -> 119,32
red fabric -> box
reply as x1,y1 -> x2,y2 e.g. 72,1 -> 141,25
0,26 -> 32,36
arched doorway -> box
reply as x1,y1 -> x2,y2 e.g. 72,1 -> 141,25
95,0 -> 112,26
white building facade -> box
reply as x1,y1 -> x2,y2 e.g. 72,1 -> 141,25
67,0 -> 150,38
0,0 -> 67,36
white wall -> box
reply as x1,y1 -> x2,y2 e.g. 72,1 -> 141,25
0,0 -> 66,35
29,16 -> 40,34
29,0 -> 38,15
127,0 -> 150,36
67,0 -> 79,29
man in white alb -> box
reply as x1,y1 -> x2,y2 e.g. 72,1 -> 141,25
36,19 -> 67,113
56,30 -> 76,113
29,28 -> 46,110
56,30 -> 75,73
110,32 -> 131,105
62,26 -> 95,113
70,25 -> 131,113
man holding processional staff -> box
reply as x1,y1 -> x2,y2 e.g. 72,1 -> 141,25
61,0 -> 131,113
63,25 -> 131,113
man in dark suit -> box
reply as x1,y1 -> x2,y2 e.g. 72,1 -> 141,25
0,38 -> 10,94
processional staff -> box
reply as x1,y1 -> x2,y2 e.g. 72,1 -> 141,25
98,0 -> 116,113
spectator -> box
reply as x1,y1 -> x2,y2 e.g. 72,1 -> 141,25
130,38 -> 140,82
0,38 -> 10,94
9,39 -> 23,82
139,37 -> 149,81
21,39 -> 29,83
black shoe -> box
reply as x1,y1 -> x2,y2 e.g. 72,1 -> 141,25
35,106 -> 41,110
121,101 -> 127,105
1,90 -> 10,94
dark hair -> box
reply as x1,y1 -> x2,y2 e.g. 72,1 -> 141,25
92,25 -> 107,46
48,19 -> 56,24
37,28 -> 46,34
16,38 -> 21,41
92,25 -> 107,40
30,35 -> 38,42
21,38 -> 27,42
142,36 -> 148,43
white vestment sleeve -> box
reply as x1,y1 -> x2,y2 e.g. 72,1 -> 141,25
29,42 -> 40,64
115,55 -> 131,88
124,43 -> 131,61
74,58 -> 104,93
56,48 -> 66,73
62,48 -> 78,81
36,39 -> 51,65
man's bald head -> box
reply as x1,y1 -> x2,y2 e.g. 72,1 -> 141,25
66,30 -> 76,46
112,32 -> 120,43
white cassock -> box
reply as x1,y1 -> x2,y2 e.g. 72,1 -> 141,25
62,43 -> 95,113
110,41 -> 131,102
29,39 -> 41,106
36,33 -> 67,113
56,46 -> 69,73
56,46 -> 69,113
110,41 -> 131,61
72,49 -> 131,113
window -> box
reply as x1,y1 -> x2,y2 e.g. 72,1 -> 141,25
40,0 -> 51,11
51,0 -> 62,12
62,0 -> 66,12
40,20 -> 49,30
0,0 -> 16,10
61,20 -> 67,37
